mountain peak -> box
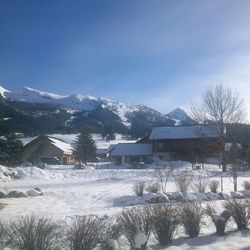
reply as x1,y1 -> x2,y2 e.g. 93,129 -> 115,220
167,107 -> 195,125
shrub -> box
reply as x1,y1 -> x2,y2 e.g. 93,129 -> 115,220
209,180 -> 220,193
175,172 -> 192,192
146,181 -> 160,193
0,220 -> 6,247
99,217 -> 121,250
151,204 -> 178,246
155,168 -> 172,193
133,182 -> 145,197
118,206 -> 153,250
224,199 -> 250,230
6,215 -> 63,250
178,203 -> 203,237
192,176 -> 208,193
67,215 -> 106,250
205,204 -> 231,236
242,181 -> 250,190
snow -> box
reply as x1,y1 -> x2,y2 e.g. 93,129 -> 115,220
101,101 -> 139,127
3,86 -> 140,126
134,231 -> 147,248
26,188 -> 43,196
2,163 -> 250,249
149,125 -> 220,140
5,86 -> 67,103
167,107 -> 192,123
20,133 -> 136,154
0,85 -> 9,97
106,239 -> 120,250
49,137 -> 73,154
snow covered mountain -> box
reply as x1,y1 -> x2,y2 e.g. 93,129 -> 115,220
167,107 -> 195,125
0,85 -> 9,98
0,85 -> 190,136
4,86 -> 104,111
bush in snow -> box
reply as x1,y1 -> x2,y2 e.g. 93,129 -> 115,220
0,220 -> 6,247
191,176 -> 208,193
67,215 -> 106,250
178,202 -> 203,238
133,181 -> 145,197
145,181 -> 160,194
224,199 -> 250,230
205,203 -> 231,236
175,171 -> 192,192
155,167 -> 172,193
242,181 -> 250,190
209,180 -> 220,193
151,204 -> 178,246
99,217 -> 121,250
118,206 -> 153,250
6,215 -> 63,250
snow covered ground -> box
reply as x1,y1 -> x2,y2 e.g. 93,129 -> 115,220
1,163 -> 250,249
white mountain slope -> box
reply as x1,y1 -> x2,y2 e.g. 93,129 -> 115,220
167,107 -> 194,125
1,86 -> 155,127
0,85 -> 9,98
1,85 -> 191,130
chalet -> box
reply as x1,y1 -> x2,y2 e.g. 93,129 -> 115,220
22,135 -> 75,165
110,143 -> 152,165
149,125 -> 223,162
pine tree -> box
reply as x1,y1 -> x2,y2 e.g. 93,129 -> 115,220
74,128 -> 96,164
101,125 -> 116,141
0,133 -> 23,166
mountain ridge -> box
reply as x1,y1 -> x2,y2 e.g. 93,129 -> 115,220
0,85 -> 194,137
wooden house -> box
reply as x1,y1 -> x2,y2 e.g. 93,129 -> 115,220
110,143 -> 152,165
22,135 -> 75,165
148,125 -> 223,163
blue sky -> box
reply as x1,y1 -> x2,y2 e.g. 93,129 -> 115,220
1,0 -> 250,115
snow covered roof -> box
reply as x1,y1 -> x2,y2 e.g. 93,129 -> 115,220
96,148 -> 109,154
48,137 -> 73,154
149,125 -> 220,140
111,143 -> 152,156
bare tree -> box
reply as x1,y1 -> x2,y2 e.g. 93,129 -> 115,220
155,167 -> 173,193
174,171 -> 192,192
192,83 -> 246,171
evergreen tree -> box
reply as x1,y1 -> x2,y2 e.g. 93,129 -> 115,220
101,125 -> 116,141
0,133 -> 23,166
74,128 -> 96,163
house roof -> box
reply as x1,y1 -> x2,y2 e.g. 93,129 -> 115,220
149,125 -> 220,140
111,143 -> 152,156
23,135 -> 74,155
96,148 -> 109,155
48,137 -> 73,155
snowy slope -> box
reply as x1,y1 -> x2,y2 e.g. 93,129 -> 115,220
167,107 -> 195,125
2,85 -> 176,129
4,86 -> 103,111
3,86 -> 137,120
2,165 -> 250,249
0,85 -> 9,97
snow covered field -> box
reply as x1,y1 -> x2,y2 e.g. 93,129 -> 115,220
1,163 -> 250,249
